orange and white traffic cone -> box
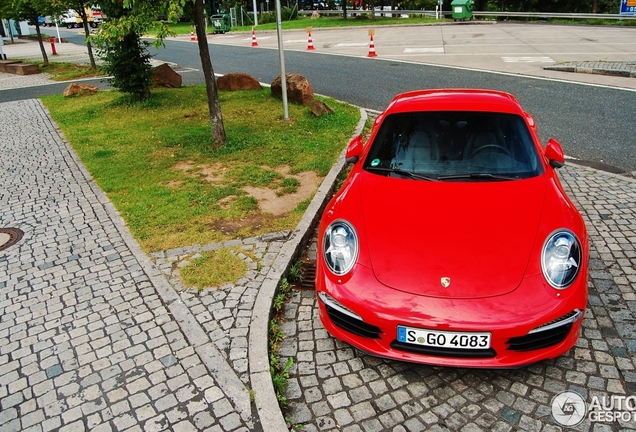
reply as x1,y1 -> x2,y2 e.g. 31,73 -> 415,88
190,28 -> 197,41
251,28 -> 258,47
307,31 -> 315,51
367,34 -> 377,57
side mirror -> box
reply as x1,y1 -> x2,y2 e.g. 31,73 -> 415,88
345,136 -> 364,164
545,138 -> 565,169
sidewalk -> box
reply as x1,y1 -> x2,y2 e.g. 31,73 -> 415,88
544,61 -> 636,78
0,38 -> 99,90
1,34 -> 636,432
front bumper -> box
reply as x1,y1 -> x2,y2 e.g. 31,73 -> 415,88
316,262 -> 587,368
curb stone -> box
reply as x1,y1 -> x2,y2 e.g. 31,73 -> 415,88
544,61 -> 636,78
38,99 -> 256,428
249,108 -> 368,432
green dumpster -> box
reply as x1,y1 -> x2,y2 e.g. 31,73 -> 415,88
211,14 -> 230,34
451,0 -> 474,20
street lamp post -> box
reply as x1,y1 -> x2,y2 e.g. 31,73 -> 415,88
275,0 -> 289,120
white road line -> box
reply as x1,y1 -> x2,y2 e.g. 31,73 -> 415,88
404,47 -> 444,53
335,42 -> 369,47
501,56 -> 555,63
243,36 -> 273,41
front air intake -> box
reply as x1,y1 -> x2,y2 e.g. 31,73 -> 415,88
324,304 -> 382,339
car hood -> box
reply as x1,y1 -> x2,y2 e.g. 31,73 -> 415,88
359,173 -> 547,299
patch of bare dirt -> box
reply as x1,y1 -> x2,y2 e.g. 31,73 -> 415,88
217,196 -> 233,210
166,180 -> 182,189
244,169 -> 322,216
169,162 -> 322,217
172,161 -> 225,182
211,215 -> 268,236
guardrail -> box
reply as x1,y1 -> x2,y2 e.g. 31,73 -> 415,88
297,9 -> 636,20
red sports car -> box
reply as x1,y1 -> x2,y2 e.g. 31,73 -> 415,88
316,89 -> 589,368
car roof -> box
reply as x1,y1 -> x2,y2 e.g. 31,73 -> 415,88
384,89 -> 524,115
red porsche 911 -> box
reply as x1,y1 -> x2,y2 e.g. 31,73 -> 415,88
316,89 -> 589,368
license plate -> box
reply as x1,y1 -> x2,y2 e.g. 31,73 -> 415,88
397,326 -> 491,349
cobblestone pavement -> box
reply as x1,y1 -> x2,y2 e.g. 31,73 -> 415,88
2,35 -> 636,432
150,232 -> 291,387
279,165 -> 636,432
0,99 -> 271,432
544,62 -> 636,78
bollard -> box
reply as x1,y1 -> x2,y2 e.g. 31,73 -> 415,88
49,37 -> 57,55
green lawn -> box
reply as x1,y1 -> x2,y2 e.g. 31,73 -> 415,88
161,14 -> 635,36
161,14 -> 446,35
42,86 -> 360,252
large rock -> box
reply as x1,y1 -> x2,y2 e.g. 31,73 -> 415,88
310,100 -> 334,117
63,83 -> 98,97
217,72 -> 262,91
271,73 -> 314,105
151,63 -> 182,88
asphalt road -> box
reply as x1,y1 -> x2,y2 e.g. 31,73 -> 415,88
151,40 -> 636,172
3,25 -> 636,172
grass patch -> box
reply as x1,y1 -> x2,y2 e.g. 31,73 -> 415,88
233,15 -> 445,32
180,248 -> 247,289
40,62 -> 106,81
162,14 -> 635,36
41,86 -> 359,252
162,15 -> 445,35
12,59 -> 105,81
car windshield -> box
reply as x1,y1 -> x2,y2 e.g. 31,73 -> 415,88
363,111 -> 543,181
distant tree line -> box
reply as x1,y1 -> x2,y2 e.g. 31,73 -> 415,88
218,0 -> 620,14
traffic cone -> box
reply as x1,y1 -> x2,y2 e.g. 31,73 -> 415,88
367,34 -> 377,57
190,28 -> 197,42
251,28 -> 258,47
307,31 -> 315,51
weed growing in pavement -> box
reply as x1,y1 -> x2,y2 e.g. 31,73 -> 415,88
285,416 -> 303,431
269,276 -> 295,408
287,260 -> 304,283
271,357 -> 293,406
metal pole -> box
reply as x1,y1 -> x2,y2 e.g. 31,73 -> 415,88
253,0 -> 258,25
275,0 -> 289,120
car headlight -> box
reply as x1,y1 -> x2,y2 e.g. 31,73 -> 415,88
541,230 -> 582,289
323,220 -> 358,275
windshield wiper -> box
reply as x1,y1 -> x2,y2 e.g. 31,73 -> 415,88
437,173 -> 519,181
365,166 -> 439,182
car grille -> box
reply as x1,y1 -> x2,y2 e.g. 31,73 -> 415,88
390,341 -> 497,358
506,322 -> 572,351
325,304 -> 382,339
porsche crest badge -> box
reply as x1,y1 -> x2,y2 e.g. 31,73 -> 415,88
441,277 -> 451,288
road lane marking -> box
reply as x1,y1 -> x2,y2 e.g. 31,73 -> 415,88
502,56 -> 555,63
404,47 -> 444,53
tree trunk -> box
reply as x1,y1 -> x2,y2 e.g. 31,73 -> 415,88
77,4 -> 97,69
5,19 -> 15,43
35,23 -> 49,67
194,0 -> 227,148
